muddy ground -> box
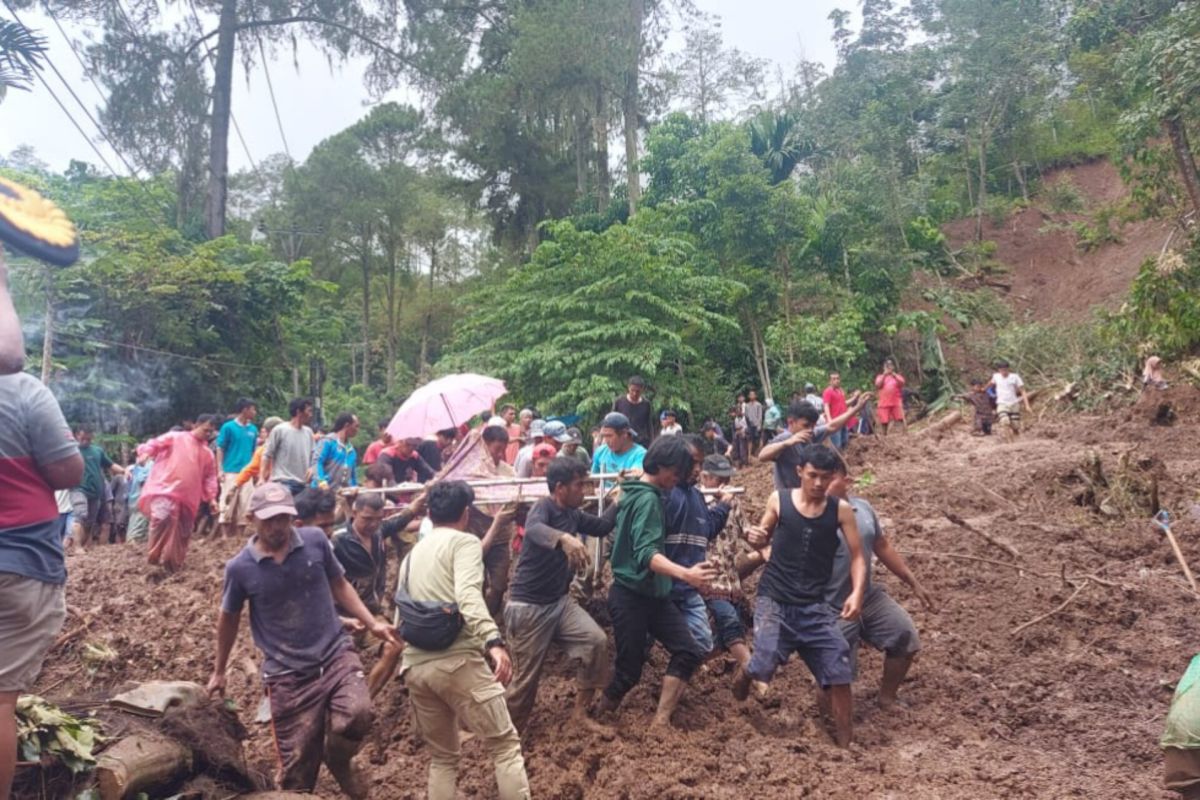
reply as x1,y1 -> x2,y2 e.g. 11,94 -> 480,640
26,386 -> 1200,799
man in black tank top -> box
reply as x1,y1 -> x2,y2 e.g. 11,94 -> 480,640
732,446 -> 867,747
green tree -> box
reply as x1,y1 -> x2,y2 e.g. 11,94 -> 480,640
24,0 -> 413,238
0,18 -> 46,98
448,217 -> 743,419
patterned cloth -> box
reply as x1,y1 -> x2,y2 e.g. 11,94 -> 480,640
705,500 -> 756,600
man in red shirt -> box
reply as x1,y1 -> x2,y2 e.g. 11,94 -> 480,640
874,359 -> 907,435
822,373 -> 850,450
362,420 -> 393,466
0,371 -> 83,799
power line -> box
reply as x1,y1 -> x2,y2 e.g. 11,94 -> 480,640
40,2 -> 161,178
1,3 -> 172,228
257,34 -> 291,159
3,0 -> 144,180
54,329 -> 268,370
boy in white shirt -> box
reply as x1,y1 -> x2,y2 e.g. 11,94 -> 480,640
659,409 -> 683,437
988,360 -> 1032,438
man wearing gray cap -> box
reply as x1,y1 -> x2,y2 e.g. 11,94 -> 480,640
511,419 -> 546,478
515,420 -> 573,478
207,483 -> 399,798
561,427 -> 590,469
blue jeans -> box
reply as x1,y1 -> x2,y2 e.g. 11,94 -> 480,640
830,427 -> 850,450
672,592 -> 714,654
706,597 -> 746,649
275,479 -> 306,497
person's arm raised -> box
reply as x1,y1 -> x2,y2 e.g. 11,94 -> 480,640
758,432 -> 810,462
746,491 -> 780,549
825,391 -> 870,434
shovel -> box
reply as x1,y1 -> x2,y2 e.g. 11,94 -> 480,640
1154,509 -> 1199,595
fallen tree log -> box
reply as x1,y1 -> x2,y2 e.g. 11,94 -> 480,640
942,512 -> 1021,559
96,734 -> 192,800
919,410 -> 963,438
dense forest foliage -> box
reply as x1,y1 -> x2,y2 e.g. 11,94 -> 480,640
3,0 -> 1200,439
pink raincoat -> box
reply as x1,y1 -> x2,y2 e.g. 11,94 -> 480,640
137,431 -> 218,570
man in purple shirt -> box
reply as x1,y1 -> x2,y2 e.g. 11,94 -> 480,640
207,483 -> 399,798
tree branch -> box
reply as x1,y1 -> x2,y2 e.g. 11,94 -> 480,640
184,15 -> 414,67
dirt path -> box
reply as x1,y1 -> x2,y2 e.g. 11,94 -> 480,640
30,393 -> 1200,798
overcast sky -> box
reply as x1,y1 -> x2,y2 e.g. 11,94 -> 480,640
0,1 -> 856,174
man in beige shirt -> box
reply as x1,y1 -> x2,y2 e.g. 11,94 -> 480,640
400,480 -> 529,800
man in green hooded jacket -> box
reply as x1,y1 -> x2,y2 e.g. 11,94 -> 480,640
597,436 -> 717,728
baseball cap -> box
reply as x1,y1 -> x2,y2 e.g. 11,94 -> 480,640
565,426 -> 583,444
804,383 -> 817,393
532,442 -> 558,460
702,421 -> 719,433
543,420 -> 571,443
250,482 -> 296,519
702,454 -> 735,477
529,419 -> 547,438
660,409 -> 676,420
602,411 -> 634,437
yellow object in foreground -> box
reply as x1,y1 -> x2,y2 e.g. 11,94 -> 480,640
0,175 -> 80,266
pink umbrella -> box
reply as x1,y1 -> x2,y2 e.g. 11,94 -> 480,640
387,373 -> 508,440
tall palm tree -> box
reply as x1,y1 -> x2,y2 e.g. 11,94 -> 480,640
747,109 -> 817,185
0,19 -> 47,102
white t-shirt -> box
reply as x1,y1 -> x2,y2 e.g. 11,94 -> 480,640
993,372 -> 1025,406
660,423 -> 682,436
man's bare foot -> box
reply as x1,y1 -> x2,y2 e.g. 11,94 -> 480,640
574,714 -> 616,738
650,712 -> 674,730
752,680 -> 770,700
731,666 -> 751,701
329,761 -> 369,800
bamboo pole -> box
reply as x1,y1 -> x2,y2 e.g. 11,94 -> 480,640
342,473 -> 626,495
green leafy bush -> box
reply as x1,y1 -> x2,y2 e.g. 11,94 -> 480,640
16,696 -> 103,774
984,317 -> 1136,407
1107,246 -> 1200,358
985,196 -> 1017,227
1043,178 -> 1086,212
1073,205 -> 1123,251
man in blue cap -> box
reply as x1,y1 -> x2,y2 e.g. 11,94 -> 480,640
591,412 -> 646,489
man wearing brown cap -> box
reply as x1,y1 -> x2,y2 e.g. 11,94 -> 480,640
207,483 -> 399,798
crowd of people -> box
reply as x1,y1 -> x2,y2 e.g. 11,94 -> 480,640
3,351 -> 1043,800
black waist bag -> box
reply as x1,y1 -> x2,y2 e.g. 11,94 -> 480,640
394,554 -> 463,650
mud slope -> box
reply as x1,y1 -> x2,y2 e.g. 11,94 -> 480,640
29,390 -> 1200,798
943,159 -> 1174,323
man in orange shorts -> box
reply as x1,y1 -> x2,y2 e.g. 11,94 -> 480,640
873,358 -> 907,435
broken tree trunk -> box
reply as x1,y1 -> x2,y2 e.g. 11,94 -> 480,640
919,410 -> 963,438
942,512 -> 1021,559
96,734 -> 192,800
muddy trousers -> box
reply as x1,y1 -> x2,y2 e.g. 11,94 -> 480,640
468,506 -> 515,615
405,653 -> 530,800
503,596 -> 609,730
265,648 -> 373,792
603,583 -> 704,704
